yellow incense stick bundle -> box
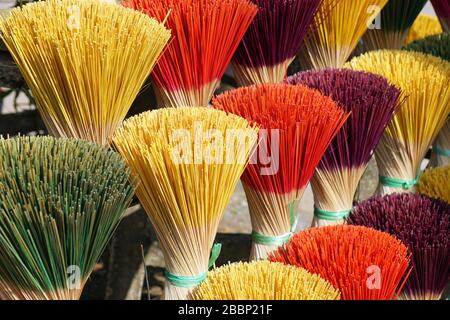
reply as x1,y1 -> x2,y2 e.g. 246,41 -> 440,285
417,166 -> 450,204
193,261 -> 340,300
405,14 -> 443,45
0,0 -> 170,146
112,107 -> 258,300
298,0 -> 388,69
347,50 -> 450,195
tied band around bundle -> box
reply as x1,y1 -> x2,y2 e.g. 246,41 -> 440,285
314,207 -> 352,221
252,202 -> 298,246
164,243 -> 222,288
379,173 -> 421,190
434,145 -> 450,157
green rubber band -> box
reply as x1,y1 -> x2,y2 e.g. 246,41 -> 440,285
379,174 -> 420,190
252,201 -> 298,246
251,231 -> 292,246
164,270 -> 207,288
164,243 -> 222,288
314,207 -> 352,221
434,146 -> 450,157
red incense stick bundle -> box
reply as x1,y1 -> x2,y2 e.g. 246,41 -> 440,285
124,0 -> 257,107
270,225 -> 411,300
213,84 -> 348,259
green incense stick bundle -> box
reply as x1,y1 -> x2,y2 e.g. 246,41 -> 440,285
0,136 -> 134,300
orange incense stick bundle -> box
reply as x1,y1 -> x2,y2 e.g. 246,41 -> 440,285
269,225 -> 411,300
124,0 -> 257,107
213,84 -> 349,260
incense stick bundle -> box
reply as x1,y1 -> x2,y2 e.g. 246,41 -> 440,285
231,0 -> 323,86
213,84 -> 349,259
0,136 -> 134,300
404,32 -> 450,61
347,50 -> 450,195
192,261 -> 340,300
112,108 -> 257,300
431,0 -> 450,31
124,0 -> 257,107
404,33 -> 450,167
363,0 -> 427,50
0,0 -> 170,146
405,14 -> 443,45
349,194 -> 450,300
417,166 -> 450,203
297,0 -> 388,70
288,69 -> 402,227
269,225 -> 411,300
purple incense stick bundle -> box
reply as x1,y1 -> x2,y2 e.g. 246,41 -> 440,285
349,193 -> 450,300
431,0 -> 450,31
232,0 -> 323,86
287,69 -> 402,227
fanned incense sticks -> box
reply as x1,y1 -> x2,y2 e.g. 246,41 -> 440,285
213,84 -> 349,259
349,194 -> 450,300
363,0 -> 427,50
269,225 -> 411,300
192,261 -> 341,300
112,108 -> 257,300
431,0 -> 450,31
417,166 -> 450,203
288,69 -> 402,227
404,32 -> 450,167
124,0 -> 257,107
298,0 -> 388,69
231,0 -> 323,86
0,136 -> 134,300
347,50 -> 450,195
0,0 -> 170,146
405,14 -> 443,45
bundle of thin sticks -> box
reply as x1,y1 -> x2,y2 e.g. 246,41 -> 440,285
363,0 -> 427,50
269,225 -> 411,300
213,84 -> 348,259
124,0 -> 257,107
417,166 -> 450,204
112,107 -> 257,299
288,69 -> 402,227
0,0 -> 170,146
0,136 -> 134,300
347,50 -> 450,195
192,261 -> 340,300
431,0 -> 450,31
231,0 -> 323,86
350,193 -> 450,300
404,32 -> 450,167
297,0 -> 388,69
405,14 -> 443,45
